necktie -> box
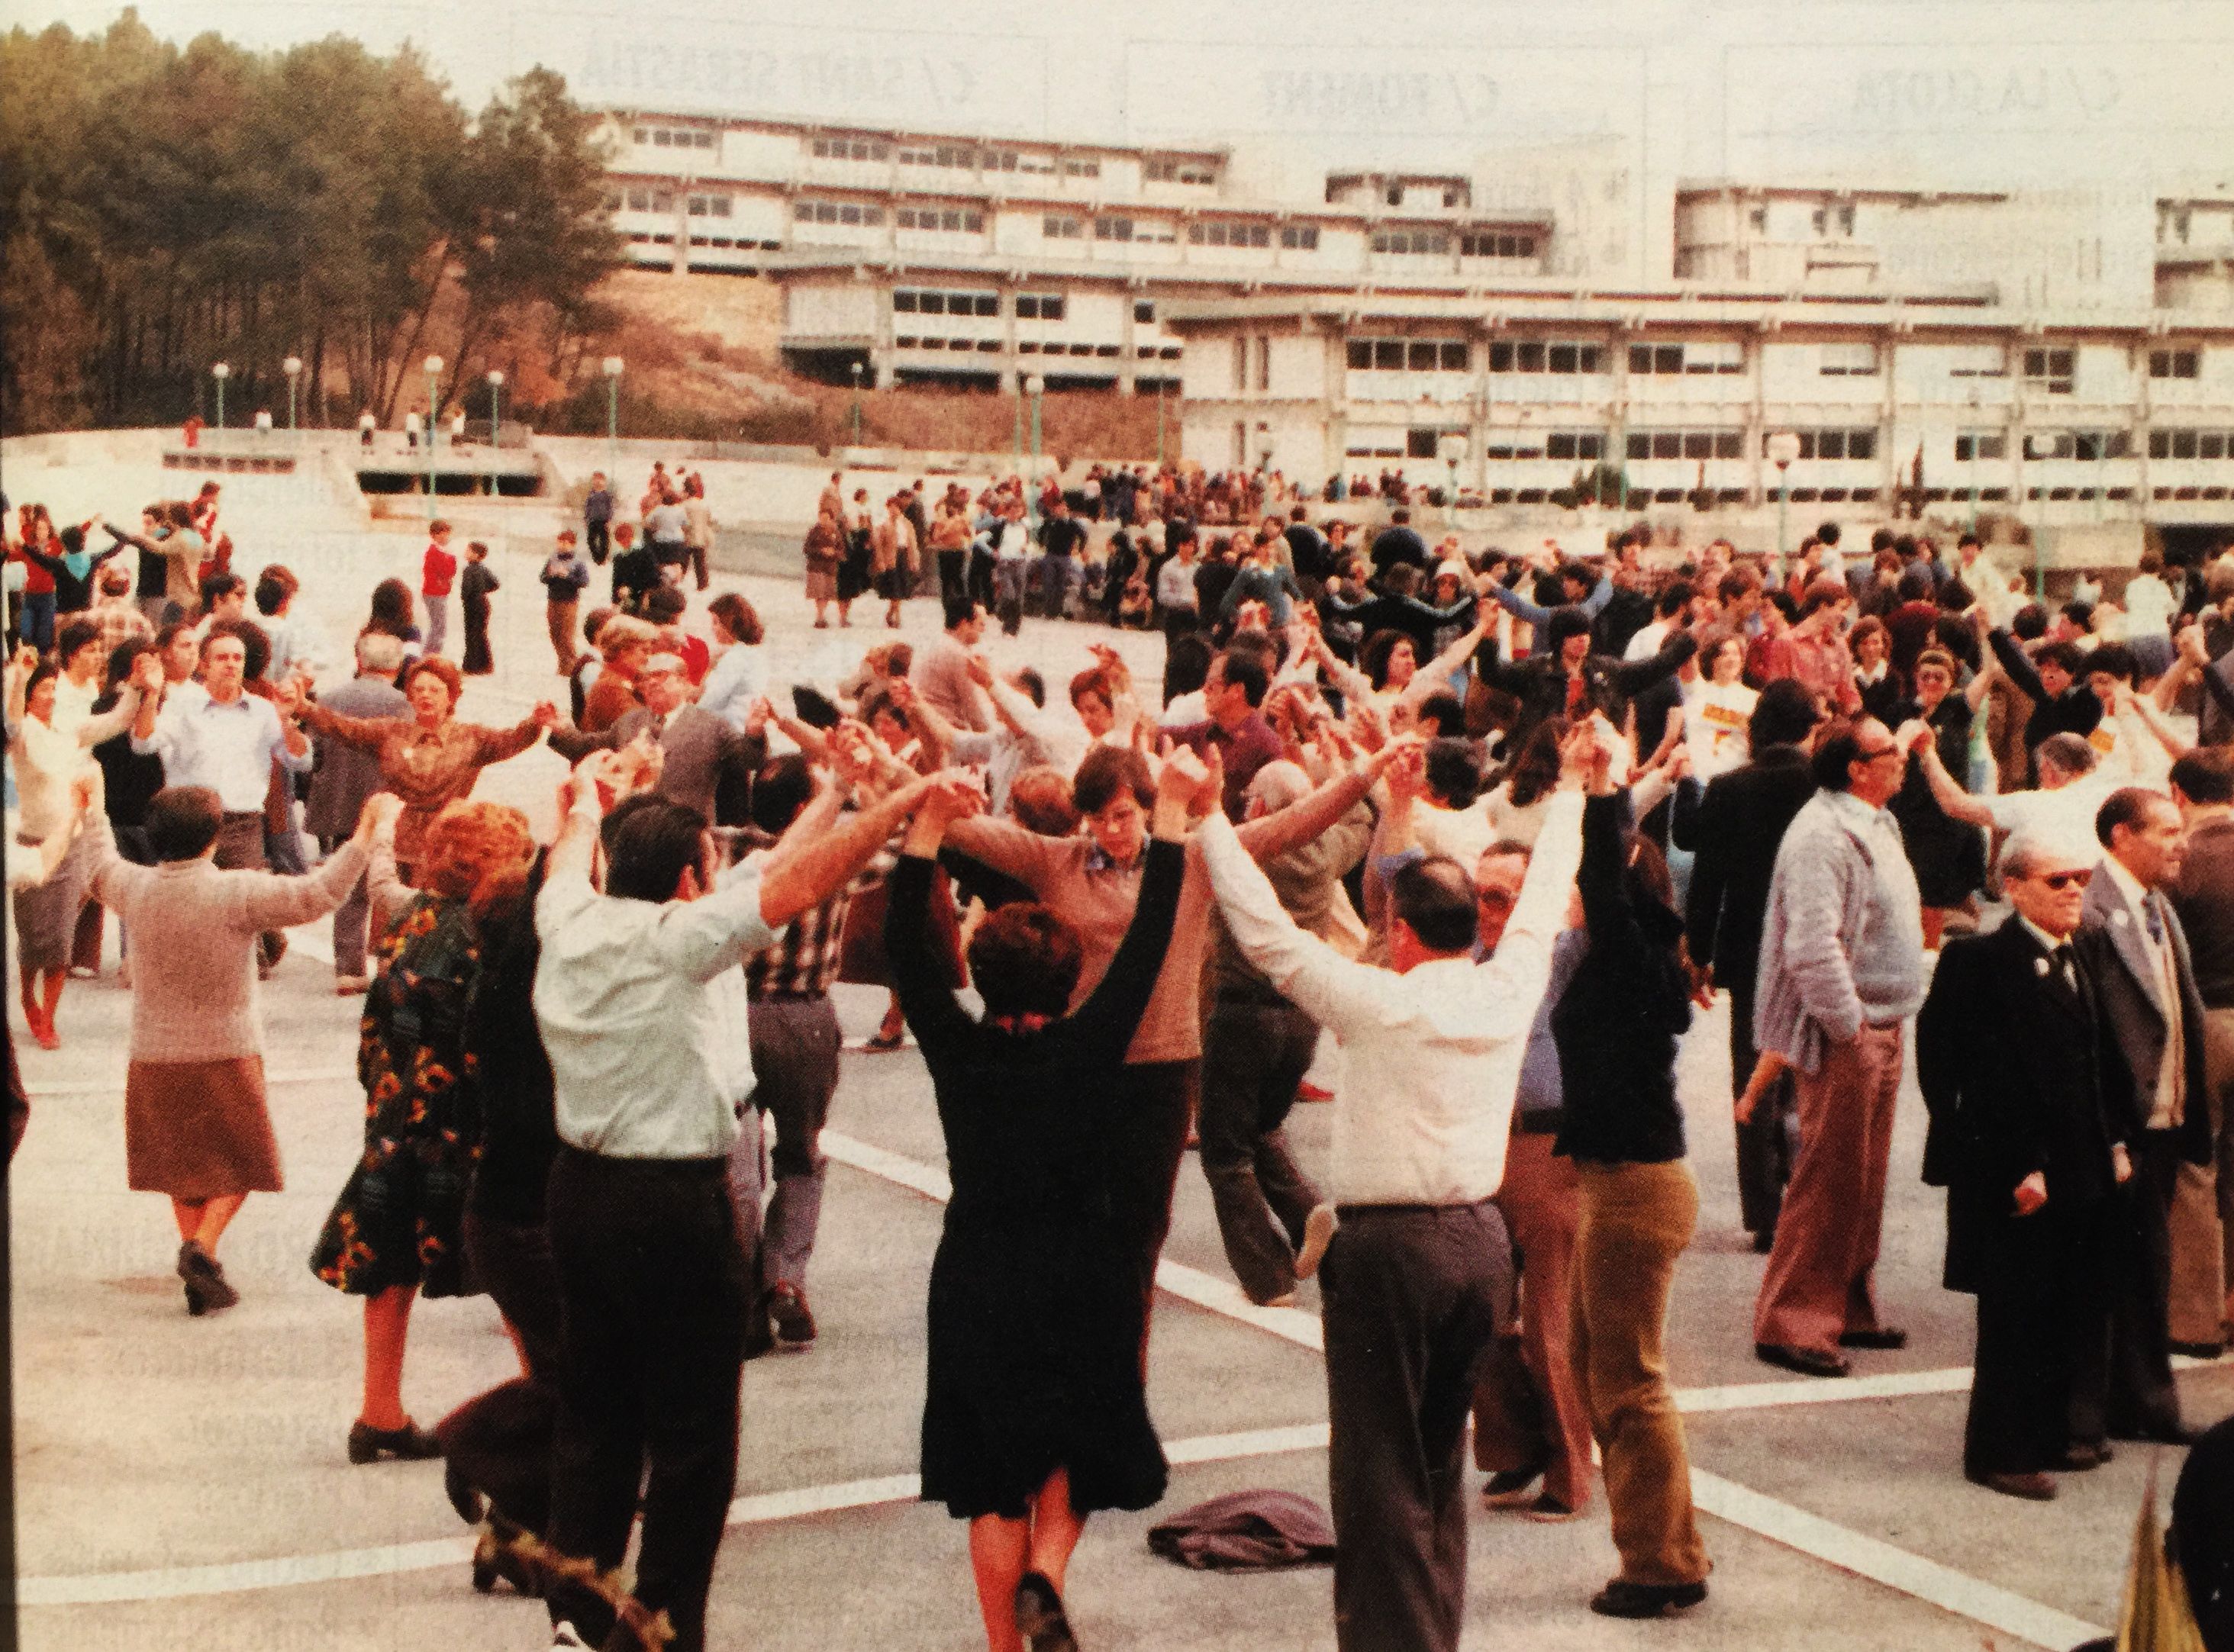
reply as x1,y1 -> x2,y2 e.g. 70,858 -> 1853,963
2052,944 -> 2077,990
2144,895 -> 2166,947
649,713 -> 666,741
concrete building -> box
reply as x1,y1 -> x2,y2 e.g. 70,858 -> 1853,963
593,108 -> 2234,542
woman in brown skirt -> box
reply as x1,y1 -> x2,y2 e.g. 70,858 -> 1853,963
87,784 -> 383,1314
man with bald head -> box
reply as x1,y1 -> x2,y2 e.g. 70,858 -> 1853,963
1920,828 -> 2132,1499
1196,757 -> 1375,1305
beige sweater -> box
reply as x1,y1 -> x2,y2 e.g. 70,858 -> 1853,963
88,816 -> 368,1062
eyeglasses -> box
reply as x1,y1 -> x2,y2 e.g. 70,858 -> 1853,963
1855,744 -> 1903,762
2031,870 -> 2093,891
1475,887 -> 1519,910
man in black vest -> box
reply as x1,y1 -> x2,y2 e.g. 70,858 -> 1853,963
1918,829 -> 2132,1500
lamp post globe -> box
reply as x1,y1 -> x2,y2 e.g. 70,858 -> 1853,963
211,362 -> 230,430
282,356 -> 303,436
1765,430 -> 1802,557
487,369 -> 505,446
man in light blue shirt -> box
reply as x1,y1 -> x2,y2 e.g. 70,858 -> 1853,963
128,629 -> 311,970
531,746 -> 951,1652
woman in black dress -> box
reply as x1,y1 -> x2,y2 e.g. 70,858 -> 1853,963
888,758 -> 1203,1652
1888,646 -> 1988,952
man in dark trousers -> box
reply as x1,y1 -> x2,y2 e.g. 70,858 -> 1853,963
2168,748 -> 2234,1357
1675,680 -> 1823,1250
582,472 -> 614,565
1918,827 -> 2132,1501
2077,786 -> 2214,1446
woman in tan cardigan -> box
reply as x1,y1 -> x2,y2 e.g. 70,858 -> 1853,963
88,784 -> 383,1315
872,494 -> 919,630
286,656 -> 553,881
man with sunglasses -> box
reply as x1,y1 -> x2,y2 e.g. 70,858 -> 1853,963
1919,829 -> 2132,1499
1751,717 -> 1929,1378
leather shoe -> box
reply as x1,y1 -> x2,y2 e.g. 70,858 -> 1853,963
2169,1339 -> 2226,1361
347,1419 -> 441,1464
1755,1341 -> 1850,1378
1837,1327 -> 1909,1351
1481,1467 -> 1543,1509
1589,1579 -> 1708,1618
1965,1467 -> 2057,1501
1014,1570 -> 1078,1652
2057,1441 -> 2113,1471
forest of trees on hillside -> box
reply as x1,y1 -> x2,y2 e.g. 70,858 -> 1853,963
1,11 -> 621,435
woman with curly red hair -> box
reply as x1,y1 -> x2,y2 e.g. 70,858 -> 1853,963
309,795 -> 537,1463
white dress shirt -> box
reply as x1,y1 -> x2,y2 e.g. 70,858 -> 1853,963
1197,791 -> 1586,1205
131,688 -> 307,813
533,820 -> 777,1160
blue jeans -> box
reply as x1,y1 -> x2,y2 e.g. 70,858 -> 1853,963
19,591 -> 55,652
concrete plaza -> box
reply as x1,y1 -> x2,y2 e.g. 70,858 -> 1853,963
9,524 -> 2231,1652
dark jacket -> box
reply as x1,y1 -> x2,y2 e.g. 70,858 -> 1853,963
1987,628 -> 2102,778
1475,633 -> 1697,778
303,675 -> 411,839
1675,743 -> 1817,993
2171,813 -> 2234,1010
1917,918 -> 2131,1293
1552,791 -> 1693,1165
547,704 -> 762,827
2076,870 -> 2213,1164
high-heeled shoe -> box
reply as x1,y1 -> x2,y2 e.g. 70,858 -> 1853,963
347,1418 -> 442,1464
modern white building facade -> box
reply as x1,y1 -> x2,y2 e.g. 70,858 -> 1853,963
593,108 -> 2234,533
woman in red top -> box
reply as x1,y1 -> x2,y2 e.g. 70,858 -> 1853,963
13,505 -> 60,652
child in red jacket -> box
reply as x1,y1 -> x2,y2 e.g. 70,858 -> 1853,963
421,520 -> 456,656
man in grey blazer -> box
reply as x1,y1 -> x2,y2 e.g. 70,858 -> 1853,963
2077,786 -> 2215,1445
548,652 -> 762,825
303,633 -> 409,991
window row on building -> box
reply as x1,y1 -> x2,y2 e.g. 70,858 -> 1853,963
631,125 -> 716,150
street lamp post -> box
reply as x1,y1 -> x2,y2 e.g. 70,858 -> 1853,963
211,362 -> 230,431
1765,430 -> 1802,558
602,356 -> 624,477
1156,385 -> 1167,467
849,361 -> 864,447
487,369 -> 505,447
424,354 -> 444,513
282,356 -> 302,443
1027,374 -> 1045,480
1438,432 -> 1466,527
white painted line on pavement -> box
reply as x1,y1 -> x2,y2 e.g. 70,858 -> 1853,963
823,1129 -> 2140,1652
1689,1469 -> 2109,1649
19,1424 -> 1332,1605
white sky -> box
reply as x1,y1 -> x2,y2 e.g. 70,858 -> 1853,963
15,0 -> 2234,195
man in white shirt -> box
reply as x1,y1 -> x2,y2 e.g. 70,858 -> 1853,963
530,746 -> 948,1652
1908,727 -> 2126,847
1197,735 -> 1588,1652
128,630 -> 310,969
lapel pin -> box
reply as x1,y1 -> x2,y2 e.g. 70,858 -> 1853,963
2034,955 -> 2051,977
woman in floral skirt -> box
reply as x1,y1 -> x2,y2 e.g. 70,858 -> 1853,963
311,797 -> 536,1463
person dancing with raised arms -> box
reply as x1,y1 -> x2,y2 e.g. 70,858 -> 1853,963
888,749 -> 1215,1652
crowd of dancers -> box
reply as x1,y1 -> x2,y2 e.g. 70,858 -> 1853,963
8,469 -> 2234,1652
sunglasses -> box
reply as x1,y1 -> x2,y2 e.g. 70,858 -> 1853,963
2031,870 -> 2092,891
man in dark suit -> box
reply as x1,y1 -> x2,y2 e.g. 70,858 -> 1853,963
1918,829 -> 2133,1501
303,632 -> 411,993
549,652 -> 762,824
1674,679 -> 1823,1249
2078,787 -> 2214,1445
2168,747 -> 2234,1357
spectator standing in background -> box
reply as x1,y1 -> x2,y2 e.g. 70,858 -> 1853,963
582,473 -> 614,565
421,521 -> 457,658
540,531 -> 592,675
459,541 -> 498,677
